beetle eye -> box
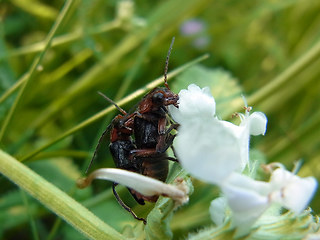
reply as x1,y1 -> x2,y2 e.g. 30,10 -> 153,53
152,92 -> 164,105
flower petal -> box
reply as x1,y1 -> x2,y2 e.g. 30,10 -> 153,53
77,168 -> 189,204
269,168 -> 318,213
220,121 -> 250,170
174,118 -> 242,184
247,112 -> 267,136
168,84 -> 216,124
221,173 -> 271,227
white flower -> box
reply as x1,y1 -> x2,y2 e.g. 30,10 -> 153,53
269,166 -> 317,213
172,118 -> 243,184
77,168 -> 189,205
169,84 -> 317,230
168,84 -> 267,183
213,168 -> 317,229
219,173 -> 271,227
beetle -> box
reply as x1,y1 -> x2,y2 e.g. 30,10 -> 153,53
85,93 -> 147,222
115,38 -> 180,220
86,37 -> 179,223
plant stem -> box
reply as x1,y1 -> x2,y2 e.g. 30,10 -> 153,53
0,149 -> 124,240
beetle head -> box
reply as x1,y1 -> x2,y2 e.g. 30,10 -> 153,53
151,88 -> 179,108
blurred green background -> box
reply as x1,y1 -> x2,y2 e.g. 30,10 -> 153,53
0,0 -> 320,239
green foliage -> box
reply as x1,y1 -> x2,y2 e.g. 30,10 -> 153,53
1,0 -> 320,239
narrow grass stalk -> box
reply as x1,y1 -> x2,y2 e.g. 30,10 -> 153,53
20,190 -> 40,240
46,219 -> 62,240
257,58 -> 320,114
247,38 -> 320,105
0,49 -> 92,106
0,73 -> 28,105
267,107 -> 320,161
19,54 -> 209,162
0,149 -> 124,240
32,150 -> 90,161
114,31 -> 157,101
0,0 -> 74,142
6,20 -> 120,58
11,0 -> 58,20
197,18 -> 320,120
44,48 -> 93,84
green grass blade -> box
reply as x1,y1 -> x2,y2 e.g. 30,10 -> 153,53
248,37 -> 320,105
20,190 -> 40,240
0,73 -> 27,105
6,21 -> 119,58
11,0 -> 58,20
114,30 -> 157,101
0,0 -> 75,142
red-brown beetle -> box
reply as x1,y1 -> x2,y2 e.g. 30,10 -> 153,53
87,38 -> 179,223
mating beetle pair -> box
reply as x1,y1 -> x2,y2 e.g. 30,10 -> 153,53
86,38 -> 179,223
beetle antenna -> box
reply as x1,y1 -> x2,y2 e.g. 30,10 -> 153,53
164,37 -> 175,90
98,91 -> 127,115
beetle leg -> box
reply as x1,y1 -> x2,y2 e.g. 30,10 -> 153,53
156,117 -> 168,153
169,145 -> 179,162
112,183 -> 147,224
120,112 -> 137,128
158,117 -> 167,135
166,156 -> 179,162
157,127 -> 178,154
167,123 -> 179,131
130,148 -> 157,157
131,149 -> 177,163
157,117 -> 179,153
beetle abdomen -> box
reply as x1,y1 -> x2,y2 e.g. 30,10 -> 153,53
141,155 -> 169,182
109,140 -> 136,169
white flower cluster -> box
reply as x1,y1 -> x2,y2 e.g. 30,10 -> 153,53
168,84 -> 317,229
